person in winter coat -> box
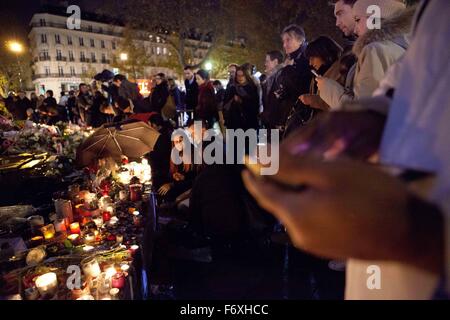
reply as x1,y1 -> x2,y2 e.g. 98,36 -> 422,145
184,66 -> 199,112
195,69 -> 218,128
150,73 -> 170,113
271,25 -> 314,135
317,0 -> 410,109
261,50 -> 285,128
13,91 -> 31,120
226,66 -> 260,131
168,78 -> 184,111
112,74 -> 145,113
299,36 -> 344,111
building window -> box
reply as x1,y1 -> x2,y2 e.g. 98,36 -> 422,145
90,39 -> 95,48
69,51 -> 74,61
99,27 -> 103,34
91,53 -> 96,62
88,25 -> 93,32
45,67 -> 50,76
40,19 -> 46,26
67,36 -> 73,45
163,47 -> 167,55
41,34 -> 47,44
156,47 -> 161,55
70,66 -> 76,76
79,37 -> 84,46
56,49 -> 62,60
58,66 -> 64,77
101,53 -> 106,63
55,34 -> 61,44
112,42 -> 116,50
80,51 -> 86,62
101,40 -> 105,49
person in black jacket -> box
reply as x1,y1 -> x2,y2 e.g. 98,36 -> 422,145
13,91 -> 31,120
226,66 -> 260,131
276,25 -> 314,136
150,73 -> 169,113
146,113 -> 173,192
183,66 -> 198,112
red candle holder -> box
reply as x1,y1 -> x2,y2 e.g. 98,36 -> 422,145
102,211 -> 112,222
129,184 -> 142,202
111,273 -> 126,289
69,222 -> 81,234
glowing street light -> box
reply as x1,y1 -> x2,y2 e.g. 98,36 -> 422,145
6,40 -> 25,90
205,62 -> 213,71
120,53 -> 128,61
7,41 -> 24,54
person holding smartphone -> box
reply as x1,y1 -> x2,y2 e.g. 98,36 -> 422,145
298,36 -> 345,111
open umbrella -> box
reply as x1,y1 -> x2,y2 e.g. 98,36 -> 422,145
76,121 -> 161,166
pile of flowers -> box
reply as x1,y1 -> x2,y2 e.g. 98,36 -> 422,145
1,121 -> 93,160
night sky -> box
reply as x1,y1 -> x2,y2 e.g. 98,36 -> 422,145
0,0 -> 99,44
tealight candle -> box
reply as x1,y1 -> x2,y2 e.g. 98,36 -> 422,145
41,224 -> 56,240
109,217 -> 119,226
116,235 -> 124,244
119,191 -> 128,201
120,264 -> 130,272
35,273 -> 58,297
129,245 -> 139,255
132,211 -> 140,216
83,245 -> 95,252
30,236 -> 44,247
70,222 -> 81,234
67,234 -> 80,244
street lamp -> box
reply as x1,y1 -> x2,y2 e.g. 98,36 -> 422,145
205,62 -> 213,71
120,53 -> 128,61
6,41 -> 25,90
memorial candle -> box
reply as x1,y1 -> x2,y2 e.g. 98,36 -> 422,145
70,222 -> 81,234
35,273 -> 58,297
41,224 -> 56,240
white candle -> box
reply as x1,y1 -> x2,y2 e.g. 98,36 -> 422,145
35,273 -> 58,297
82,258 -> 101,278
105,266 -> 117,279
120,264 -> 130,272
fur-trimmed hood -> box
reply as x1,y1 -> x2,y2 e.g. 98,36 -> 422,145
353,6 -> 416,56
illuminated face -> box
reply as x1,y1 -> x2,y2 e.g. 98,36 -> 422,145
184,69 -> 194,81
282,33 -> 302,55
265,55 -> 279,74
335,1 -> 356,37
309,56 -> 325,71
354,14 -> 368,37
236,70 -> 247,86
174,136 -> 184,152
195,74 -> 205,86
155,76 -> 163,85
228,66 -> 237,79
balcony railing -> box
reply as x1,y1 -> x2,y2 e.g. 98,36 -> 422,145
30,22 -> 123,38
80,58 -> 91,63
101,59 -> 111,64
32,73 -> 82,80
56,56 -> 67,61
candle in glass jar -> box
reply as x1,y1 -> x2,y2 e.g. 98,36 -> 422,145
129,245 -> 139,255
41,224 -> 56,240
105,266 -> 117,279
84,233 -> 96,244
35,273 -> 58,297
82,257 -> 101,278
93,216 -> 104,228
116,235 -> 124,244
70,222 -> 81,234
120,264 -> 130,272
53,219 -> 67,233
111,273 -> 125,289
102,211 -> 111,222
67,234 -> 80,243
109,288 -> 120,300
119,190 -> 128,201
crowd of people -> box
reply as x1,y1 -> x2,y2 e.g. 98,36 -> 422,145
1,0 -> 448,300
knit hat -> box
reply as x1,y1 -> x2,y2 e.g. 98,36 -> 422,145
353,0 -> 406,19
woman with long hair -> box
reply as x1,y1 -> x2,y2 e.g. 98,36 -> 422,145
226,65 -> 260,130
195,69 -> 218,128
